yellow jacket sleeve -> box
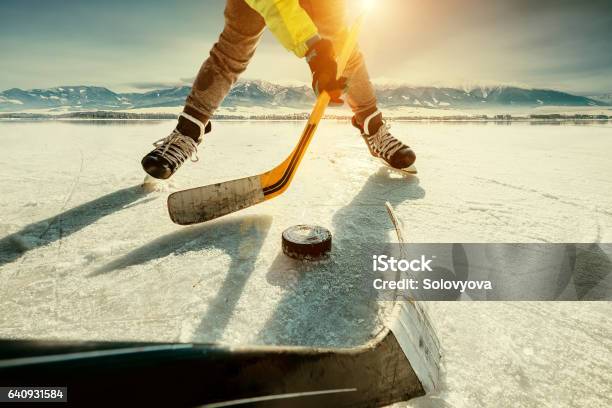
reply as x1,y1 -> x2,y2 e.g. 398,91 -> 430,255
244,0 -> 319,58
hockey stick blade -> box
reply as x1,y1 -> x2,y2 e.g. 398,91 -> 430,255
0,302 -> 441,407
168,176 -> 264,225
167,16 -> 364,225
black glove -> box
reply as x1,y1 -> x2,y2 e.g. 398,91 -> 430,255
306,38 -> 347,105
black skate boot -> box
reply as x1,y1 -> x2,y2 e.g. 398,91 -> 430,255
352,110 -> 416,170
141,112 -> 211,180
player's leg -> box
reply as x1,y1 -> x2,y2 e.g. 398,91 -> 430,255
302,0 -> 416,169
142,0 -> 266,179
184,0 -> 266,126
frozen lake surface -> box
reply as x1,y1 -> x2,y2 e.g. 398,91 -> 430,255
1,120 -> 611,407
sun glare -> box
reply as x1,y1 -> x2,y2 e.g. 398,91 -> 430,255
362,0 -> 376,12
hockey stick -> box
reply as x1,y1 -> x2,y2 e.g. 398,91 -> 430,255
0,302 -> 441,407
167,15 -> 364,225
385,201 -> 442,392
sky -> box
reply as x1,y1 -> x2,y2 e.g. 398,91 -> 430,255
1,0 -> 611,94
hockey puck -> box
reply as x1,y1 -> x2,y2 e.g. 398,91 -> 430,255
282,225 -> 332,260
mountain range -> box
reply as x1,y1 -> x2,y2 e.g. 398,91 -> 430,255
588,93 -> 612,104
0,80 -> 608,112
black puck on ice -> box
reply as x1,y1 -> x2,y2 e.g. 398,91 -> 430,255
282,225 -> 332,260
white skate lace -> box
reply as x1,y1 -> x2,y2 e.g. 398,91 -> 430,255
368,121 -> 404,160
152,130 -> 199,167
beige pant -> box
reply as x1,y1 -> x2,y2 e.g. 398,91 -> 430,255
185,0 -> 378,123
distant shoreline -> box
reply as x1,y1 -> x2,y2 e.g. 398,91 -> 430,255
0,111 -> 610,122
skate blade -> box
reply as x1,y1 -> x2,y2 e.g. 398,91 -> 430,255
379,159 -> 418,175
398,164 -> 418,175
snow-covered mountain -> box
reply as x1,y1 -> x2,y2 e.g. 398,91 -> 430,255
0,86 -> 131,111
588,93 -> 612,104
376,85 -> 607,108
0,81 -> 607,112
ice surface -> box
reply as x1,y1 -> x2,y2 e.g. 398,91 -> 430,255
0,120 -> 611,406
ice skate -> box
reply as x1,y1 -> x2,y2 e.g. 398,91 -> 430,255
353,110 -> 417,173
141,112 -> 211,180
